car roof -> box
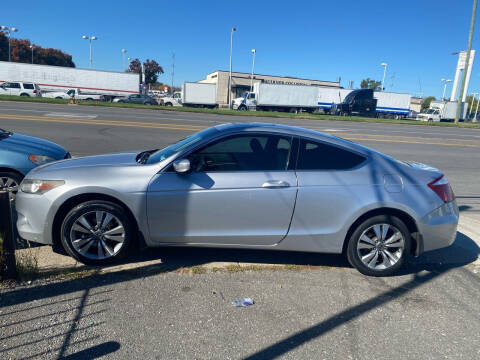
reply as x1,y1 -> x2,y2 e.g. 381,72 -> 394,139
212,122 -> 373,155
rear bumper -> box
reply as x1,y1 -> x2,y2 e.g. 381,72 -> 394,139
418,200 -> 459,252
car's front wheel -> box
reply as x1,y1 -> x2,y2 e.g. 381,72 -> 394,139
347,215 -> 410,276
0,171 -> 23,192
60,200 -> 133,265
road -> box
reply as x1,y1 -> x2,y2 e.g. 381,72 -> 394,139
1,101 -> 480,359
0,101 -> 479,210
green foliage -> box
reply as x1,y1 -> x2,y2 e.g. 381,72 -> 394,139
127,58 -> 164,85
360,78 -> 382,91
421,96 -> 436,111
0,31 -> 75,67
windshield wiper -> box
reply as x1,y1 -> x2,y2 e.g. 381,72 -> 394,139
0,128 -> 12,139
137,149 -> 157,164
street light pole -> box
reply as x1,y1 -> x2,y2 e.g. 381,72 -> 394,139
228,27 -> 236,109
381,62 -> 388,91
30,44 -> 34,64
250,49 -> 256,93
121,49 -> 127,71
441,78 -> 452,100
455,0 -> 477,124
1,26 -> 18,62
82,35 -> 98,69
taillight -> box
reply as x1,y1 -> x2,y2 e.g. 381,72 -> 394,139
33,90 -> 37,94
428,175 -> 455,203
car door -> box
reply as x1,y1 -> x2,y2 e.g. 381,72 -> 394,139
9,82 -> 21,96
284,137 -> 368,253
146,133 -> 298,246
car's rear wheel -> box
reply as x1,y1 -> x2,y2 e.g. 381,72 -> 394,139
20,93 -> 29,97
347,215 -> 410,276
0,171 -> 23,193
60,200 -> 133,265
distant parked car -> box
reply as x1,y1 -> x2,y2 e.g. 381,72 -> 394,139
15,123 -> 458,276
0,81 -> 42,97
43,89 -> 102,101
114,94 -> 158,105
0,128 -> 69,192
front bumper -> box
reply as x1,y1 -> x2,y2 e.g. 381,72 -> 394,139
15,190 -> 56,245
418,200 -> 459,252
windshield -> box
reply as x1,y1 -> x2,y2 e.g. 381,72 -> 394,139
145,127 -> 219,164
426,109 -> 436,114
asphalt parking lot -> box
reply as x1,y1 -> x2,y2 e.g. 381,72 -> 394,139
1,101 -> 480,359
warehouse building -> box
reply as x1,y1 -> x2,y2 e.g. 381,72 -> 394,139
199,70 -> 340,106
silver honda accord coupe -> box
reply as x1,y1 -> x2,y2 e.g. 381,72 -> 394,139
15,123 -> 459,276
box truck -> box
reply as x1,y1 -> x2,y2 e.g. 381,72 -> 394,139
233,83 -> 319,113
0,61 -> 139,101
416,100 -> 467,121
159,82 -> 217,108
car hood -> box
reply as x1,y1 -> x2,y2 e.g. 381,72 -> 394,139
1,132 -> 67,158
30,151 -> 141,174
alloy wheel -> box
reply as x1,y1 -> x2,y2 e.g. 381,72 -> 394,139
0,177 -> 19,192
356,223 -> 405,270
69,210 -> 126,260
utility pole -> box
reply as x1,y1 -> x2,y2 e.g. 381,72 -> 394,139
171,52 -> 175,94
455,0 -> 477,124
228,27 -> 236,109
475,93 -> 480,122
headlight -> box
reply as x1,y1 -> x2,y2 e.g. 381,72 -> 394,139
20,179 -> 65,194
29,154 -> 57,165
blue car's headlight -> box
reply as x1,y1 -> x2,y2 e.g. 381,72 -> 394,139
28,154 -> 57,165
20,179 -> 65,194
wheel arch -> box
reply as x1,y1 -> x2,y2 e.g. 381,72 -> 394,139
342,207 -> 420,256
0,167 -> 25,177
51,193 -> 142,254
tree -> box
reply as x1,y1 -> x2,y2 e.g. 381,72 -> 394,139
127,58 -> 164,85
360,78 -> 382,91
127,58 -> 142,74
0,31 -> 74,67
143,59 -> 163,85
421,96 -> 436,111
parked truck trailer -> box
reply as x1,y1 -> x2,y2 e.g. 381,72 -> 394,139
233,83 -> 319,113
0,61 -> 139,100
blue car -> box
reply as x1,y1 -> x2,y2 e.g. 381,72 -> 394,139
0,128 -> 69,192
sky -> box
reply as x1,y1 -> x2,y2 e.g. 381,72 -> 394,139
2,0 -> 479,99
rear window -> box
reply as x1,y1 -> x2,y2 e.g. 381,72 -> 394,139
23,83 -> 34,89
297,139 -> 366,170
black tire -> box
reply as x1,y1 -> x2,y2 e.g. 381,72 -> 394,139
60,200 -> 134,266
165,102 -> 173,106
238,104 -> 247,111
346,215 -> 411,277
0,171 -> 23,193
86,98 -> 93,101
20,93 -> 29,97
56,97 -> 63,99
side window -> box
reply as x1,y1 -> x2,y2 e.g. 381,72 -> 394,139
10,83 -> 21,89
249,93 -> 256,100
188,134 -> 292,172
23,83 -> 34,90
297,139 -> 366,170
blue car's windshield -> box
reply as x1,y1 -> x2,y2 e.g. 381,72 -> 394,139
145,127 -> 219,164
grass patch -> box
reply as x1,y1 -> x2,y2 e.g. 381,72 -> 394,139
1,94 -> 480,128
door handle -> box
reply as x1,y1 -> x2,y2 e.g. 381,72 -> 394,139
262,180 -> 290,189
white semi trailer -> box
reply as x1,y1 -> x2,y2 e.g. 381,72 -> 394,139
319,89 -> 411,118
233,83 -> 319,113
0,61 -> 139,100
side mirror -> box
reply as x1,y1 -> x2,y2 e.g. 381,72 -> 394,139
173,158 -> 191,174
